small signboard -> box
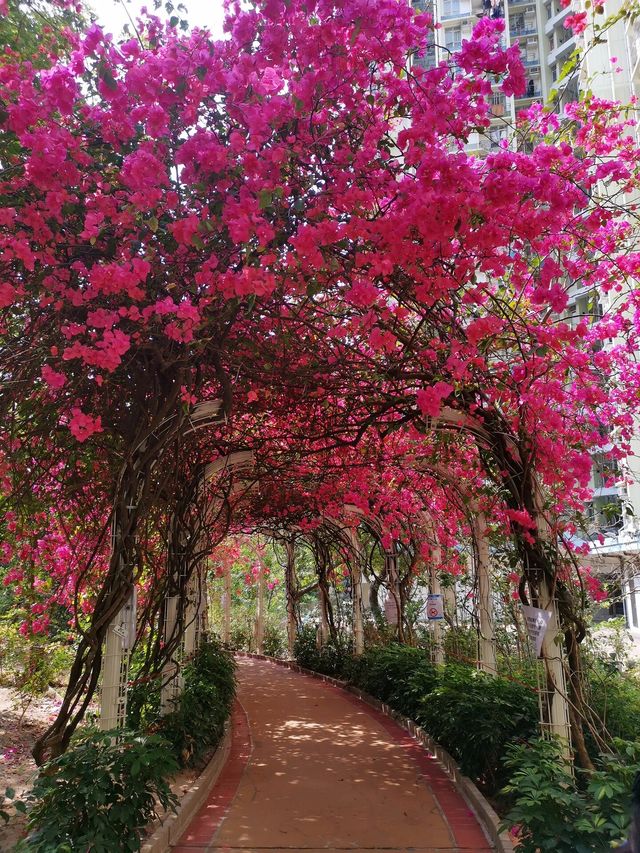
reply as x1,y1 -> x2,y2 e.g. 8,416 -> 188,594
427,593 -> 444,621
384,593 -> 399,626
521,604 -> 552,658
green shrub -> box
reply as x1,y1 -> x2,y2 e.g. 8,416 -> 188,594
501,737 -> 588,852
501,737 -> 640,853
417,664 -> 539,792
0,617 -> 74,693
263,625 -> 286,658
158,640 -> 236,768
229,626 -> 252,652
18,730 -> 177,853
442,626 -> 478,665
126,675 -> 161,731
580,741 -> 640,845
588,664 -> 640,743
348,644 -> 437,721
293,625 -> 350,677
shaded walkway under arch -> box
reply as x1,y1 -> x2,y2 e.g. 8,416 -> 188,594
172,658 -> 493,852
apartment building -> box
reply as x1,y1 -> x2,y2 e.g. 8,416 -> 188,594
579,0 -> 640,643
414,0 -> 640,640
414,0 -> 577,149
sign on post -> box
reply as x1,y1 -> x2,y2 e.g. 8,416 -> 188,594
384,593 -> 399,625
427,593 -> 444,621
521,604 -> 552,658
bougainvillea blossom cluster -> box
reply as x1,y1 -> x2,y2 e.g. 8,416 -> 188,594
2,0 -> 640,759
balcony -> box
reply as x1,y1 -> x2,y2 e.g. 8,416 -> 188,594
544,4 -> 570,35
441,8 -> 472,19
510,25 -> 537,37
464,131 -> 493,154
440,0 -> 473,19
515,88 -> 542,100
547,34 -> 576,66
626,17 -> 640,78
522,55 -> 541,67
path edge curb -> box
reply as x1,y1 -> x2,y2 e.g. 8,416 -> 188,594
238,652 -> 514,853
141,717 -> 232,853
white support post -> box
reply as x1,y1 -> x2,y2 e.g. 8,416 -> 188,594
160,594 -> 180,715
385,546 -> 403,637
222,562 -> 232,645
318,583 -> 330,647
255,565 -> 265,654
100,589 -> 136,731
475,512 -> 497,675
198,563 -> 209,643
534,486 -> 572,751
444,582 -> 456,626
192,562 -> 208,648
285,541 -> 298,658
183,576 -> 198,659
538,578 -> 572,747
421,513 -> 445,664
350,529 -> 365,656
429,562 -> 445,665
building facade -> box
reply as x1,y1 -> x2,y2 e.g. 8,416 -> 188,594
415,0 -> 640,640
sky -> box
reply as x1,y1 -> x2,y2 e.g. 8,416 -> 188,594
88,0 -> 225,39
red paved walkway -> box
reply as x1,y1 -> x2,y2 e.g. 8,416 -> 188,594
173,657 -> 493,852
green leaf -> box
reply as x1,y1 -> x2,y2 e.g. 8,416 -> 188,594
258,189 -> 273,210
98,65 -> 118,91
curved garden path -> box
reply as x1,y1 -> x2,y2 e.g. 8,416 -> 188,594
172,657 -> 493,852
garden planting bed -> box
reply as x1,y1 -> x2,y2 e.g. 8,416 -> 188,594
0,687 -> 62,849
0,687 -> 208,851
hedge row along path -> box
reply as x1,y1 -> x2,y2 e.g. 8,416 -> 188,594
172,657 -> 492,852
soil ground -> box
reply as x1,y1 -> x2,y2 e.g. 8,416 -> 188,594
0,686 -> 63,850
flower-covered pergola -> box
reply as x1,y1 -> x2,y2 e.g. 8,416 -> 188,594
1,0 -> 640,769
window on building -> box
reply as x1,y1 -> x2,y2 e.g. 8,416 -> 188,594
445,26 -> 462,51
523,78 -> 540,97
564,77 -> 579,104
607,583 -> 626,618
489,127 -> 507,148
443,0 -> 470,17
592,454 -> 620,491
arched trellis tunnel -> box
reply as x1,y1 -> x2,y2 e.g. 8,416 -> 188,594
2,0 -> 639,793
30,388 -> 600,772
66,444 -> 577,775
